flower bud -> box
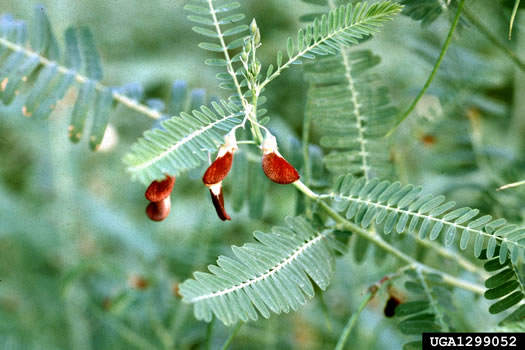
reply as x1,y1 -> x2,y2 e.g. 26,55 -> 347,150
250,19 -> 258,35
261,135 -> 300,184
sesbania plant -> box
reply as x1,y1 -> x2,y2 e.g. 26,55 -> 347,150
128,0 -> 524,335
1,0 -> 525,349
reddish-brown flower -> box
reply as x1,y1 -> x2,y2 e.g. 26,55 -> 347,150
146,196 -> 171,221
261,135 -> 300,185
202,134 -> 237,185
145,175 -> 175,222
145,175 -> 175,202
203,134 -> 236,221
208,182 -> 231,221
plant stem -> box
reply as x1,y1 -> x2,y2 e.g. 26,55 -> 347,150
334,268 -> 406,350
508,0 -> 521,40
411,234 -> 489,280
497,180 -> 525,191
302,86 -> 314,216
220,322 -> 244,350
206,317 -> 214,350
334,289 -> 374,350
388,0 -> 465,135
462,7 -> 525,72
292,180 -> 485,295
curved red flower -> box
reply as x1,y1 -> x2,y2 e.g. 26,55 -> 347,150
261,135 -> 300,184
145,175 -> 175,221
202,134 -> 237,185
146,196 -> 171,221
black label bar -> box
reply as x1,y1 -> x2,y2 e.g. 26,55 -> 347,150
423,333 -> 524,349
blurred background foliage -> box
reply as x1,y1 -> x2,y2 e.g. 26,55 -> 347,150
1,0 -> 524,349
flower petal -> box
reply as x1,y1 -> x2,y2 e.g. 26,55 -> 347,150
202,151 -> 234,185
262,152 -> 300,184
145,175 -> 175,202
208,182 -> 231,221
146,196 -> 171,221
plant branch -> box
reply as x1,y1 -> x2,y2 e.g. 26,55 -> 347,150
293,180 -> 485,296
220,322 -> 244,350
387,0 -> 465,135
410,233 -> 489,280
497,180 -> 525,191
0,37 -> 163,120
206,317 -> 214,350
302,85 -> 314,216
509,0 -> 521,40
462,7 -> 525,72
334,268 -> 403,350
334,288 -> 374,350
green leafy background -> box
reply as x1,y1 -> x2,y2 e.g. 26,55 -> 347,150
1,0 -> 524,349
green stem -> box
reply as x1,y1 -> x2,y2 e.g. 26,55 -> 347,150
334,290 -> 374,350
206,317 -> 214,350
220,322 -> 244,350
411,233 -> 489,280
497,179 -> 525,191
292,181 -> 485,295
302,86 -> 314,216
388,0 -> 465,135
251,91 -> 264,144
462,7 -> 525,72
509,0 -> 521,40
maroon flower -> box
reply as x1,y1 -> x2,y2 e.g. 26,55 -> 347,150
145,175 -> 175,222
261,135 -> 300,184
146,197 -> 171,221
145,175 -> 175,202
203,133 -> 236,221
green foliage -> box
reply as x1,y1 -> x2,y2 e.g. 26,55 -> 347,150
0,7 -> 112,150
480,248 -> 525,321
2,0 -> 525,349
185,0 -> 249,91
332,175 -> 525,262
305,50 -> 397,179
395,269 -> 456,349
265,1 -> 402,84
399,0 -> 458,26
123,99 -> 242,184
179,216 -> 337,325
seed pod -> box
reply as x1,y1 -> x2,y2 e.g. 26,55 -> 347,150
208,182 -> 231,221
146,196 -> 171,221
145,175 -> 175,202
261,135 -> 300,184
203,134 -> 237,185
